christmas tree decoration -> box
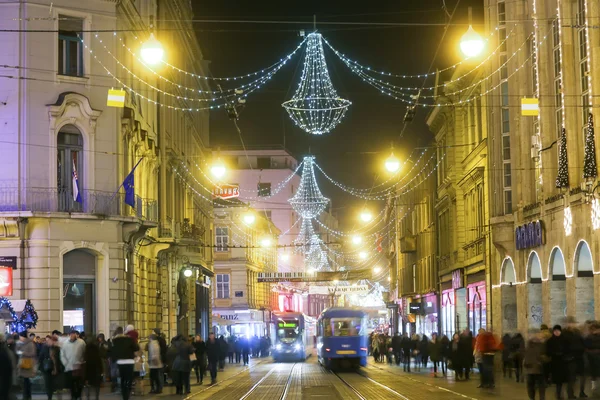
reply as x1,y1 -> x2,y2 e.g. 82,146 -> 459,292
0,297 -> 38,332
555,128 -> 569,189
282,33 -> 351,135
289,157 -> 329,219
583,113 -> 597,180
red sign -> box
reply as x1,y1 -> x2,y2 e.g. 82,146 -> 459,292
213,184 -> 240,200
0,267 -> 13,296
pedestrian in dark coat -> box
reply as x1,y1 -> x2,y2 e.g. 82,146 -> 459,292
192,335 -> 206,384
165,337 -> 179,385
420,335 -> 430,368
218,335 -> 228,370
173,336 -> 194,395
585,322 -> 600,393
391,333 -> 402,366
429,333 -> 443,377
440,334 -> 450,376
206,333 -> 220,385
563,318 -> 586,398
546,325 -> 569,399
457,331 -> 474,380
511,333 -> 526,382
401,333 -> 413,372
502,333 -> 513,378
0,336 -> 14,400
83,339 -> 103,400
449,333 -> 463,379
523,330 -> 548,400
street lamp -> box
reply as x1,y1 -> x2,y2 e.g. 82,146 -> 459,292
260,237 -> 272,248
360,210 -> 373,223
373,266 -> 381,274
242,210 -> 256,225
183,268 -> 193,278
384,153 -> 401,173
460,25 -> 485,58
280,252 -> 290,262
141,33 -> 164,65
210,159 -> 227,180
351,235 -> 362,245
359,251 -> 368,260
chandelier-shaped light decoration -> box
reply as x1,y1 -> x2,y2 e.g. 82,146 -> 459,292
294,218 -> 316,254
282,33 -> 351,135
289,156 -> 329,219
305,234 -> 330,272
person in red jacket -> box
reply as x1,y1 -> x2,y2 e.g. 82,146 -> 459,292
476,329 -> 498,389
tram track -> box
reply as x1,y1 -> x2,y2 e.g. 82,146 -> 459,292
279,362 -> 300,400
329,367 -> 412,400
237,362 -> 299,400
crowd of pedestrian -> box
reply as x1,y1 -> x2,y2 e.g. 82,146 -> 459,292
370,317 -> 600,400
0,326 -> 269,400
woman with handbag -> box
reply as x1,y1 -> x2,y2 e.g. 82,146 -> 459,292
17,331 -> 37,400
40,336 -> 62,400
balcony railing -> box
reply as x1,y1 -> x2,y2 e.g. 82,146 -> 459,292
0,187 -> 158,223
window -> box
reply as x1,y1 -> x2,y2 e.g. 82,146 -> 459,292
216,274 -> 230,299
257,182 -> 271,197
577,0 -> 590,128
322,318 -> 365,337
57,125 -> 83,212
215,227 -> 229,252
58,16 -> 84,77
257,157 -> 271,169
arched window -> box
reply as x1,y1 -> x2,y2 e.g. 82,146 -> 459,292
550,247 -> 566,280
574,241 -> 593,277
528,252 -> 542,283
501,258 -> 516,284
57,125 -> 83,211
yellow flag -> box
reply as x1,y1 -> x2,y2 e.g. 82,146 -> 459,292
521,98 -> 539,116
107,89 -> 126,108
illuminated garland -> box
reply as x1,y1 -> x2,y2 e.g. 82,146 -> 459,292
289,157 -> 329,219
556,128 -> 569,188
0,297 -> 38,332
583,114 -> 597,180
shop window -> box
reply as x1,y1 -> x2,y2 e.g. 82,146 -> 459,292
58,16 -> 84,77
216,274 -> 230,299
215,227 -> 229,252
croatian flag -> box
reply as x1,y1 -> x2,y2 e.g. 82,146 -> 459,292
72,159 -> 82,203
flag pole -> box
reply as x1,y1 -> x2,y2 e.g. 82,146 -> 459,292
105,157 -> 144,213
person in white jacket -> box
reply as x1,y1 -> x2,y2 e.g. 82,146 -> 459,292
60,330 -> 86,400
147,334 -> 164,394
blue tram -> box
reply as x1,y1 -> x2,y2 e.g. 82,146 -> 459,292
316,307 -> 369,369
270,312 -> 315,362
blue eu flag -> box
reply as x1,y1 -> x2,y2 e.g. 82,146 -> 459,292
123,172 -> 135,208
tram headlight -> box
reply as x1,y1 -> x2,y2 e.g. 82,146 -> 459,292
294,344 -> 301,351
275,344 -> 282,351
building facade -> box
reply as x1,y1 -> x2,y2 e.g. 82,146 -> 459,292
486,0 -> 600,334
211,203 -> 279,338
0,0 -> 214,339
427,66 -> 492,338
387,147 -> 437,337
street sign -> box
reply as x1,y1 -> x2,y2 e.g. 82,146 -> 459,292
213,184 -> 240,199
308,285 -> 369,295
258,272 -> 345,283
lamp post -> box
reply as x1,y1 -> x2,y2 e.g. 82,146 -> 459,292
141,32 -> 164,65
459,8 -> 485,58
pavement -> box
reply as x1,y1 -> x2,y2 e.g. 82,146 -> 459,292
15,355 -> 600,399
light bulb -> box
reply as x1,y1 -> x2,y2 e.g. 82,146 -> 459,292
373,266 -> 381,274
385,153 -> 401,173
260,238 -> 272,248
360,210 -> 373,223
307,268 -> 316,274
332,280 -> 339,285
351,235 -> 362,245
460,25 -> 485,58
281,253 -> 290,262
359,251 -> 368,260
210,161 -> 226,180
242,212 -> 255,225
141,33 -> 164,65
183,268 -> 193,278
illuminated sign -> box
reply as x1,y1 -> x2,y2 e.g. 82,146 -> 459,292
258,272 -> 345,282
278,322 -> 298,328
213,184 -> 240,200
308,285 -> 369,295
515,220 -> 544,250
0,256 -> 16,270
0,267 -> 12,296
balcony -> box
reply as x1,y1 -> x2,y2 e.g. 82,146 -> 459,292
0,187 -> 158,223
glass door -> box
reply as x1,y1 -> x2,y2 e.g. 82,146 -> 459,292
63,281 -> 95,334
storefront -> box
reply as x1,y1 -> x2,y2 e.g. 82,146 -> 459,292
417,293 -> 438,337
467,272 -> 487,333
440,269 -> 470,337
212,308 -> 267,338
195,274 -> 212,340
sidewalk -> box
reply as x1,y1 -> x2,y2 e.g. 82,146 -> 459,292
366,360 -> 547,399
18,357 -> 268,400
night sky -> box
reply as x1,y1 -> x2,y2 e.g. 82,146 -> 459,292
191,0 -> 483,227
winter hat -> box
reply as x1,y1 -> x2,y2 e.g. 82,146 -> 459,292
18,331 -> 28,338
124,324 -> 135,334
553,325 -> 562,332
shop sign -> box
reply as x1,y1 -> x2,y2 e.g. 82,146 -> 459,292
220,314 -> 239,321
409,302 -> 423,315
0,256 -> 17,270
515,220 -> 544,250
213,184 -> 240,200
452,269 -> 463,289
308,285 -> 368,295
0,267 -> 13,296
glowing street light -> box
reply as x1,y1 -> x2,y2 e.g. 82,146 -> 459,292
307,268 -> 316,274
373,266 -> 381,274
242,211 -> 256,225
351,235 -> 362,245
280,253 -> 290,262
360,210 -> 373,223
332,280 -> 339,285
260,237 -> 272,248
210,159 -> 227,180
183,268 -> 193,278
460,25 -> 485,58
385,153 -> 401,173
140,33 -> 164,65
359,251 -> 368,260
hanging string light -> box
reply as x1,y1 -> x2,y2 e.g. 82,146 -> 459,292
556,128 -> 569,188
282,33 -> 351,135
